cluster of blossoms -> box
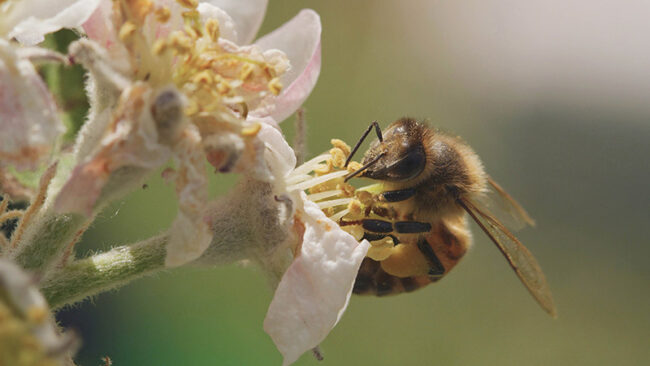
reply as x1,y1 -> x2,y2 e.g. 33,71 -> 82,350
0,0 -> 374,365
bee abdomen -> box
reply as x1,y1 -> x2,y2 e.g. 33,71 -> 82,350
353,218 -> 470,296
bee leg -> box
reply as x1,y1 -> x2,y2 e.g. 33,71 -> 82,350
361,218 -> 394,233
394,221 -> 432,234
416,237 -> 446,277
379,188 -> 416,202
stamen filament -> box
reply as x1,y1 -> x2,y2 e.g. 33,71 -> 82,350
287,170 -> 348,192
286,174 -> 314,185
307,190 -> 344,202
329,208 -> 351,222
317,198 -> 353,209
291,154 -> 331,176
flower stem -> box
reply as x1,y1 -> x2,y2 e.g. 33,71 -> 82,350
41,234 -> 168,309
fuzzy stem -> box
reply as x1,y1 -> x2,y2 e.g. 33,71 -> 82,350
41,234 -> 168,309
12,211 -> 87,272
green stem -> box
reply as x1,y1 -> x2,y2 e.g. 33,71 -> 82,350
12,211 -> 87,272
41,234 -> 168,309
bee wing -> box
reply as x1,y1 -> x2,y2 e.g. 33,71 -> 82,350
473,177 -> 536,231
458,197 -> 557,318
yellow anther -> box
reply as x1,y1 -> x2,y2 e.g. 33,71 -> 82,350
268,77 -> 283,95
331,139 -> 351,157
176,0 -> 198,9
216,80 -> 232,94
169,31 -> 192,52
118,21 -> 137,41
152,39 -> 168,55
314,160 -> 333,175
182,10 -> 200,20
184,24 -> 200,40
205,18 -> 220,42
192,70 -> 213,84
239,63 -> 255,81
25,306 -> 48,324
329,147 -> 346,168
130,0 -> 154,23
347,161 -> 363,173
154,6 -> 171,22
241,123 -> 262,137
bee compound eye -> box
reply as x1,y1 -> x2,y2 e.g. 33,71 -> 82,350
387,146 -> 426,180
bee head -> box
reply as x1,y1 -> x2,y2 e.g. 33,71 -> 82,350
359,118 -> 427,182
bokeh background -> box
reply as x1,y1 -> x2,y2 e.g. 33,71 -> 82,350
57,1 -> 649,365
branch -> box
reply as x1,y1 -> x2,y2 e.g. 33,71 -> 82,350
41,234 -> 168,309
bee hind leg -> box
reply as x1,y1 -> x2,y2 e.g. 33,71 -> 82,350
416,237 -> 446,277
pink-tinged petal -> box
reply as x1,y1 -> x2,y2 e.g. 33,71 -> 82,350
205,0 -> 268,44
165,126 -> 212,267
0,40 -> 63,170
264,195 -> 370,366
254,9 -> 321,122
81,0 -> 118,51
257,121 -> 296,180
6,0 -> 101,46
55,84 -> 171,215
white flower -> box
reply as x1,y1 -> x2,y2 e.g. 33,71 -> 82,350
52,0 -> 322,268
0,0 -> 100,171
257,124 -> 370,366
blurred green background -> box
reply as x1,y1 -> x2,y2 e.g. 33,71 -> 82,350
57,1 -> 649,365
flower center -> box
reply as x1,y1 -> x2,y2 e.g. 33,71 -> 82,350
113,0 -> 286,120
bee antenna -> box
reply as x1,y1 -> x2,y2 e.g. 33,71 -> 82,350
345,121 -> 383,167
344,152 -> 385,182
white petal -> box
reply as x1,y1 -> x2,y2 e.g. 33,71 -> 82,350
205,0 -> 268,44
264,194 -> 370,366
257,121 -> 296,180
254,9 -> 321,122
5,0 -> 101,45
0,40 -> 63,170
197,2 -> 238,43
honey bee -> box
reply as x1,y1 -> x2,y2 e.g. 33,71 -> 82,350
341,117 -> 556,317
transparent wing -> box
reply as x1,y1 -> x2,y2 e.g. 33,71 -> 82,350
458,197 -> 557,318
473,177 -> 536,231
